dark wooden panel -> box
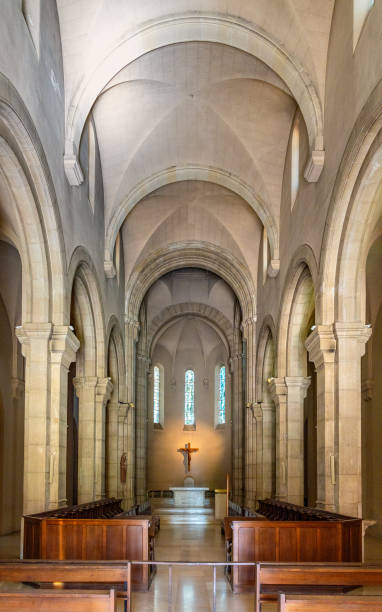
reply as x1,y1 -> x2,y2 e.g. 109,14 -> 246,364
279,527 -> 297,562
235,525 -> 255,587
257,527 -> 277,561
298,527 -> 318,562
44,524 -> 61,560
84,525 -> 105,560
106,525 -> 125,559
63,523 -> 84,560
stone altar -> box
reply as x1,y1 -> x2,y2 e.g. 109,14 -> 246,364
169,487 -> 208,507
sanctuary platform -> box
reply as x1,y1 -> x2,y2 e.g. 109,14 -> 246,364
169,487 -> 208,507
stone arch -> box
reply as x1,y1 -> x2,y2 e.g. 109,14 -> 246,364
256,316 -> 276,403
64,14 -> 324,185
287,268 -> 315,377
126,241 -> 255,323
148,302 -> 235,360
68,248 -> 106,378
104,166 -> 280,277
277,245 -> 318,376
106,317 -> 126,402
320,79 -> 382,324
0,73 -> 66,324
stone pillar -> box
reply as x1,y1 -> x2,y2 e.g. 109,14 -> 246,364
254,403 -> 263,501
230,348 -> 244,505
334,322 -> 371,517
16,323 -> 52,514
269,378 -> 288,500
73,376 -> 98,503
11,378 -> 25,523
126,403 -> 135,508
135,353 -> 150,503
95,377 -> 113,499
49,327 -> 80,508
262,401 -> 275,498
125,318 -> 140,504
284,376 -> 311,505
242,316 -> 256,508
245,404 -> 255,508
305,326 -> 336,511
106,400 -> 120,499
16,324 -> 79,514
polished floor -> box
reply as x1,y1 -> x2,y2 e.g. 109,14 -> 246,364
1,501 -> 382,610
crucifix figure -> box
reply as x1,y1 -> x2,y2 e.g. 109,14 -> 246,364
177,442 -> 199,473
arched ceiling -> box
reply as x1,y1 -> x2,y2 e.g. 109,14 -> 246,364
56,1 -> 335,280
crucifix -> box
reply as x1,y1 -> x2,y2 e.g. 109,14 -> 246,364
177,442 -> 199,473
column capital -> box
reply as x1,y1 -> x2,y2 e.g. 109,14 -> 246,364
49,325 -> 80,369
305,325 -> 336,368
268,377 -> 287,402
241,316 -> 257,333
334,321 -> 372,351
15,322 -> 52,357
284,376 -> 311,400
96,377 -> 113,406
73,375 -> 98,395
125,316 -> 140,341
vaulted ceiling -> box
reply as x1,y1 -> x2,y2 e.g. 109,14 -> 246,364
56,0 -> 335,284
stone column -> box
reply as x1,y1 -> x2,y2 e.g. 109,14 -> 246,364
262,401 -> 275,498
305,326 -> 336,511
284,376 -> 311,505
49,326 -> 80,509
95,377 -> 113,499
73,376 -> 98,503
16,323 -> 52,514
230,347 -> 244,506
269,378 -> 288,500
254,403 -> 263,501
106,400 -> 120,499
245,403 -> 255,508
125,317 -> 140,504
11,378 -> 25,523
242,316 -> 256,508
334,322 -> 371,517
135,353 -> 150,503
126,402 -> 135,508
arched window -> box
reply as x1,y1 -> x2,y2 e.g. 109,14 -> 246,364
215,364 -> 226,426
153,364 -> 164,428
184,370 -> 195,426
291,118 -> 300,209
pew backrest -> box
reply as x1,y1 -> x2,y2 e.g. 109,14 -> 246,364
0,560 -> 130,584
254,564 -> 382,612
0,589 -> 116,611
278,593 -> 382,611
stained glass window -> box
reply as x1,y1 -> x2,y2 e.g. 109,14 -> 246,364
218,365 -> 226,424
184,369 -> 195,425
153,366 -> 160,424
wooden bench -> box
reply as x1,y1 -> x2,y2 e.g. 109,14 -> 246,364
229,519 -> 362,592
23,517 -> 155,591
278,593 -> 382,611
0,589 -> 116,611
0,560 -> 131,609
254,563 -> 382,612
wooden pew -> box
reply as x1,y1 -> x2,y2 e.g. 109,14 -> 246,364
23,517 -> 155,591
278,593 -> 382,611
0,589 -> 116,611
0,560 -> 131,610
229,519 -> 362,592
254,563 -> 382,612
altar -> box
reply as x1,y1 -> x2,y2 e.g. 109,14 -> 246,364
169,487 -> 208,507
